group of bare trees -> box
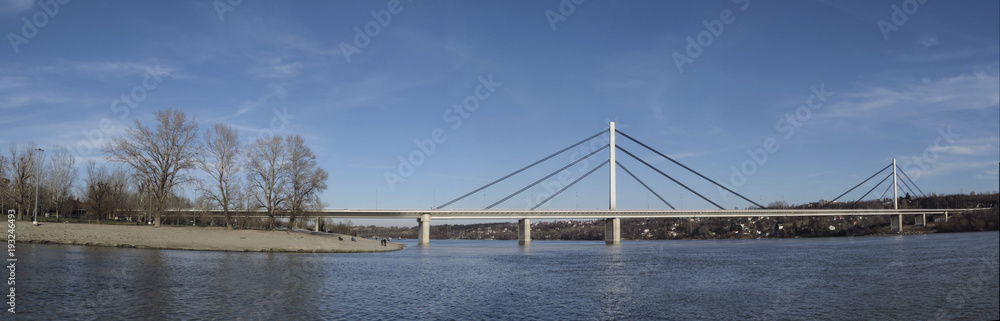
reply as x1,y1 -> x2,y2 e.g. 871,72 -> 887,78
0,145 -> 77,222
80,161 -> 131,225
244,135 -> 328,231
1,108 -> 328,231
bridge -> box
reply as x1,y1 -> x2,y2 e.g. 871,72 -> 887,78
172,122 -> 982,245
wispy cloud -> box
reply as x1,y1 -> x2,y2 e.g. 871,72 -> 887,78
232,83 -> 287,117
976,166 -> 999,180
927,137 -> 1000,156
897,46 -> 1000,64
247,59 -> 303,79
0,0 -> 32,15
918,36 -> 940,48
826,70 -> 1000,119
915,160 -> 998,179
0,60 -> 171,110
350,163 -> 394,170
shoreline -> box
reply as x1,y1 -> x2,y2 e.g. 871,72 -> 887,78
425,229 -> 1000,242
19,222 -> 404,253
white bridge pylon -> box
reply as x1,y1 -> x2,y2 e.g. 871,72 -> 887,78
607,121 -> 619,245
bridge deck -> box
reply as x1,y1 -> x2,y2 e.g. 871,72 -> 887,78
166,208 -> 967,220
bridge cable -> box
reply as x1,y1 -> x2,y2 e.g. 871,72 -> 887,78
848,173 -> 893,208
878,181 -> 894,200
616,161 -> 676,210
486,145 -> 608,209
616,130 -> 764,208
437,130 -> 607,209
616,145 -> 725,210
824,163 -> 892,207
897,175 -> 918,198
530,160 -> 610,210
896,167 -> 927,198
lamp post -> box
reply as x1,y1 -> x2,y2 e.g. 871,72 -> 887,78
33,147 -> 43,226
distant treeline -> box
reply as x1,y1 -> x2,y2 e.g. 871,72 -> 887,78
349,192 -> 999,240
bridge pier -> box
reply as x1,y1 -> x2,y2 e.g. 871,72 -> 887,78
518,219 -> 531,246
418,214 -> 431,245
931,211 -> 950,224
890,214 -> 902,233
604,218 -> 621,245
914,214 -> 925,226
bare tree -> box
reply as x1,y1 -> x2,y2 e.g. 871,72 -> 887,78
134,177 -> 154,224
197,123 -> 241,230
45,145 -> 77,221
285,135 -> 328,232
108,166 -> 132,221
234,178 -> 255,229
105,108 -> 199,227
0,154 -> 8,212
6,144 -> 42,221
83,161 -> 113,224
246,136 -> 288,231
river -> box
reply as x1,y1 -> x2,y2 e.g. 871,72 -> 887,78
16,232 -> 999,320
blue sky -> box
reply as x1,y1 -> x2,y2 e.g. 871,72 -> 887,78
2,0 -> 997,226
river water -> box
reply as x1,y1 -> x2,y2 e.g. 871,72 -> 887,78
16,232 -> 999,320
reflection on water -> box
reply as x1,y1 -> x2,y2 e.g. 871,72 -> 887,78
20,232 -> 1000,320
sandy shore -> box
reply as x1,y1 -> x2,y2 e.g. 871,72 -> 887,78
18,222 -> 403,253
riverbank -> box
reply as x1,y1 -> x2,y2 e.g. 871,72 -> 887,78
18,222 -> 403,253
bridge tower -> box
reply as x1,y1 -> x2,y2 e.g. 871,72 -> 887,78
890,159 -> 903,233
605,122 -> 621,245
892,159 -> 898,210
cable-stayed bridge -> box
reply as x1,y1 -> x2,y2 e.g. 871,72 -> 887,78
172,122 -> 983,246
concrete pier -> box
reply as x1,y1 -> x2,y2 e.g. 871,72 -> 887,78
518,218 -> 531,246
914,214 -> 925,226
604,218 -> 621,245
418,213 -> 431,245
890,214 -> 902,233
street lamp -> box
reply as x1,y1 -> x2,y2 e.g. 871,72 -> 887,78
33,147 -> 43,226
